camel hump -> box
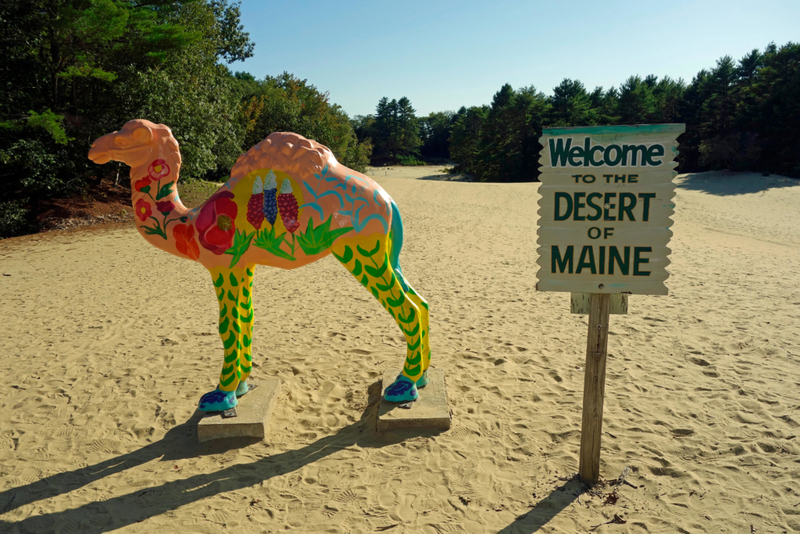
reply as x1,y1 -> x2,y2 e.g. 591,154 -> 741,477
231,132 -> 336,182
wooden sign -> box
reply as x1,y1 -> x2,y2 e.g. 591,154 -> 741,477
537,124 -> 684,295
536,124 -> 684,484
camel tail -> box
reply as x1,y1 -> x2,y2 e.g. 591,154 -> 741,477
388,200 -> 410,292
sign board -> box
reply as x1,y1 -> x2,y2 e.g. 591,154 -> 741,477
536,124 -> 684,295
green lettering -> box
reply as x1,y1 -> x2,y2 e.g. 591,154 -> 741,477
618,192 -> 637,221
591,146 -> 605,166
548,138 -> 572,167
576,245 -> 596,274
622,144 -> 647,166
633,246 -> 652,276
554,192 -> 573,221
586,192 -> 602,221
604,193 -> 617,221
569,145 -> 584,166
609,246 -> 630,275
552,245 -> 574,274
604,144 -> 622,166
638,193 -> 656,221
583,137 -> 592,166
598,246 -> 606,275
573,192 -> 586,221
646,144 -> 664,166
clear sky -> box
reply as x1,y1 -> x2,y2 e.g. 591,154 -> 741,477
228,0 -> 799,118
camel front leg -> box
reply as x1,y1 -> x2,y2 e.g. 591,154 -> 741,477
198,264 -> 256,412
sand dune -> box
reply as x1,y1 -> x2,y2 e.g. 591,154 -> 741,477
0,167 -> 798,533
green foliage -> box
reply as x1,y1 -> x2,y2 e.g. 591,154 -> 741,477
549,79 -> 592,126
678,42 -> 800,176
449,105 -> 487,175
0,136 -> 77,200
700,132 -> 761,170
241,73 -> 367,172
253,226 -> 294,261
419,111 -> 455,160
125,59 -> 244,182
0,200 -> 38,238
449,85 -> 548,182
0,0 -> 257,237
296,215 -> 353,256
224,229 -> 255,268
362,97 -> 422,164
2,0 -> 799,243
617,76 -> 656,124
340,135 -> 373,174
26,111 -> 70,145
398,155 -> 426,166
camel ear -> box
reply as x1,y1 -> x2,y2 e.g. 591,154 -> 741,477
131,125 -> 153,144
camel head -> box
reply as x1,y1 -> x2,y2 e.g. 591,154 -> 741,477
89,119 -> 179,168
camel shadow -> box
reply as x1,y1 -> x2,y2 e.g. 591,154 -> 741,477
496,477 -> 584,534
0,381 -> 442,533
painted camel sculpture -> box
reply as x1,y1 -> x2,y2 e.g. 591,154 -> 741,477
88,120 -> 431,411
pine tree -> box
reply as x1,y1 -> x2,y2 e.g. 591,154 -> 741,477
549,79 -> 592,126
617,76 -> 656,124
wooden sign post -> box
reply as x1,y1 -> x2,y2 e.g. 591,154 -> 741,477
580,293 -> 610,483
536,124 -> 684,483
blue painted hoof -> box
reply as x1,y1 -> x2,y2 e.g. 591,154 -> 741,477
235,380 -> 250,398
199,389 -> 238,412
385,375 -> 418,403
415,370 -> 430,388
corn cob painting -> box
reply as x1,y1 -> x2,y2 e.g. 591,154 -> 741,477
89,121 -> 431,413
262,170 -> 278,226
246,176 -> 265,229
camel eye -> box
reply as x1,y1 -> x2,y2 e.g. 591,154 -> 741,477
116,137 -> 130,147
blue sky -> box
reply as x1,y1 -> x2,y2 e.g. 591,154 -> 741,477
228,0 -> 799,118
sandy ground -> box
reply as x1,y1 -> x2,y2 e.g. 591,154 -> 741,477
0,166 -> 799,533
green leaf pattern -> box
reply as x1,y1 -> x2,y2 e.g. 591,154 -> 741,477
213,267 -> 255,391
334,240 -> 429,379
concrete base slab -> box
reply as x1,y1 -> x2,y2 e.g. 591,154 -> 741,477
197,378 -> 280,443
377,368 -> 451,431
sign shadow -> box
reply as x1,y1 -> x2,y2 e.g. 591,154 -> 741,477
676,170 -> 800,196
496,477 -> 585,534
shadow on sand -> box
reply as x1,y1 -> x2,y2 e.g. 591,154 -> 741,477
496,476 -> 585,534
0,381 -> 445,533
416,172 -> 474,182
676,170 -> 800,196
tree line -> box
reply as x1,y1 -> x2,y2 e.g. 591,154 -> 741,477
0,0 -> 370,237
354,42 -> 800,183
1,1 -> 797,239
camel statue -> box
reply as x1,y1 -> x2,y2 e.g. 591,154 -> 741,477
89,120 -> 430,412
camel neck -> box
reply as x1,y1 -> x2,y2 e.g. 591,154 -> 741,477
128,149 -> 192,249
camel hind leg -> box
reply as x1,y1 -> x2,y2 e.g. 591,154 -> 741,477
395,272 -> 431,385
332,235 -> 429,402
386,199 -> 431,385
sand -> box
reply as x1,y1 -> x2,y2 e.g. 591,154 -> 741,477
0,166 -> 798,533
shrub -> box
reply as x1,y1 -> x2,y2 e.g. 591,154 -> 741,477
0,200 -> 38,238
398,155 -> 426,166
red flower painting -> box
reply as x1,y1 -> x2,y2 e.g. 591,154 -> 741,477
134,177 -> 151,192
156,200 -> 175,214
148,159 -> 170,180
135,199 -> 152,221
173,224 -> 200,260
196,191 -> 237,255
